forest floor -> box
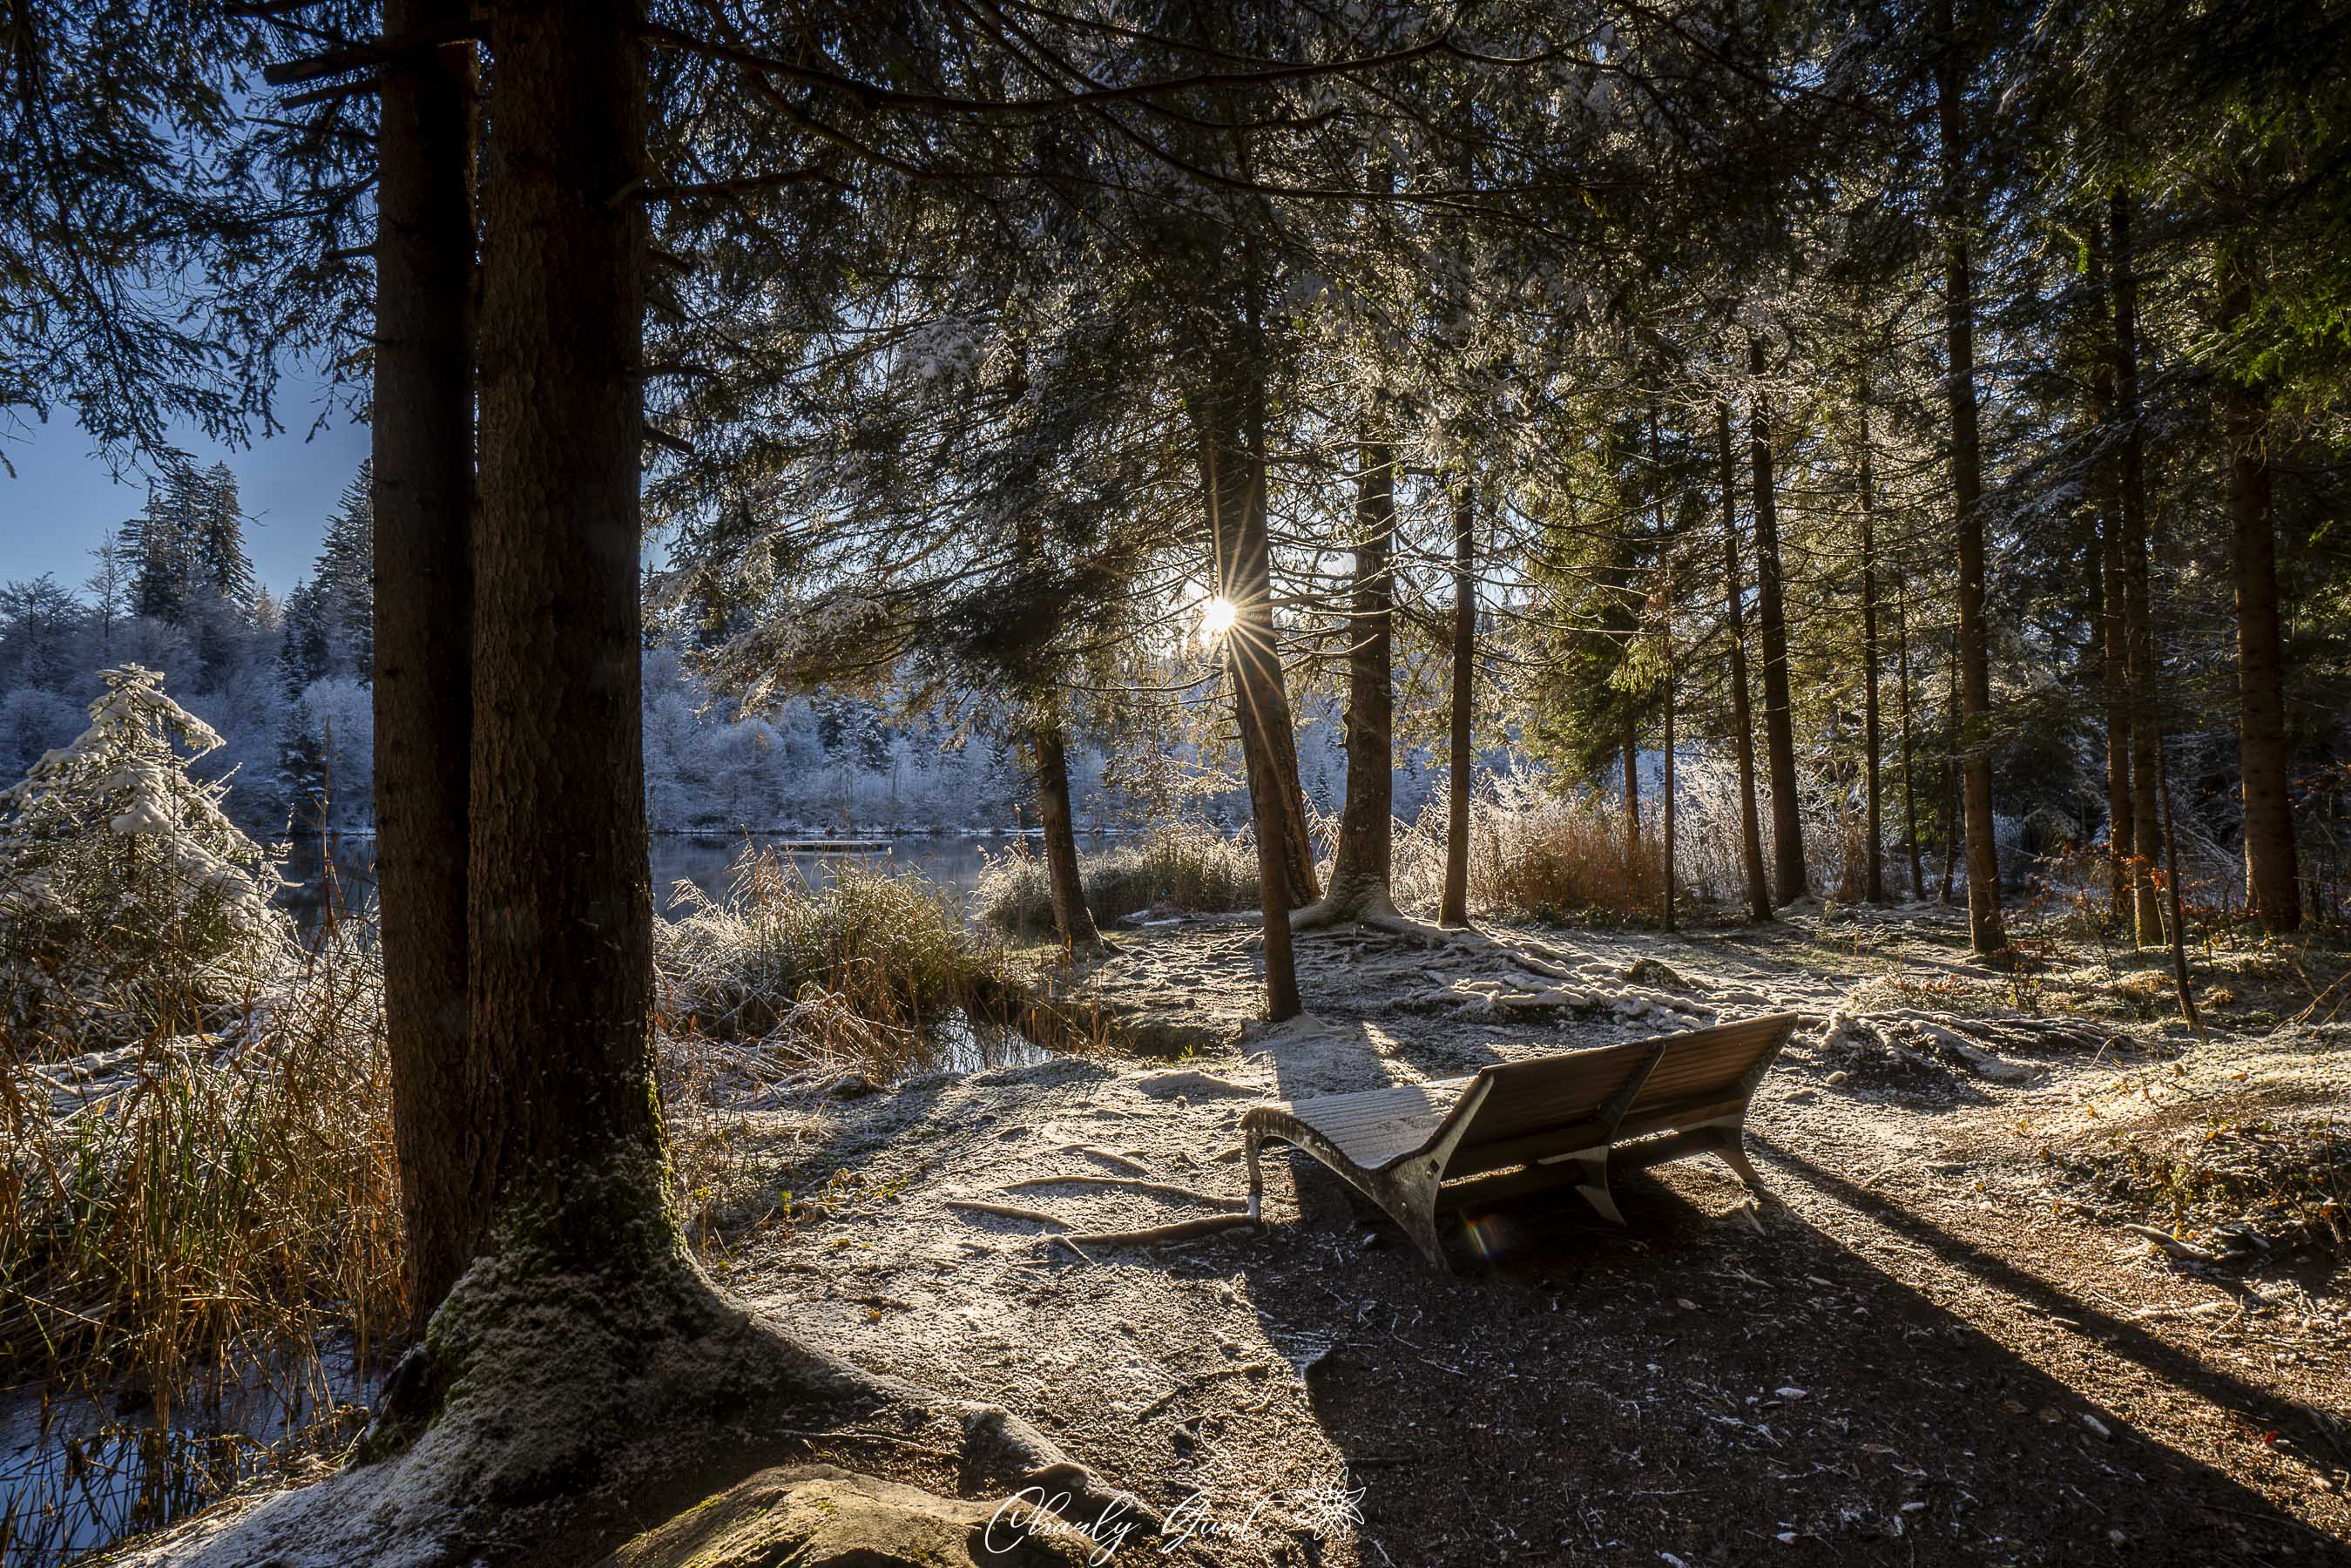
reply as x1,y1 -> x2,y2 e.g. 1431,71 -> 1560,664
680,899 -> 2350,1567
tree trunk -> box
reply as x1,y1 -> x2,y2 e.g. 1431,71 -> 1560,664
1621,720 -> 1641,862
469,0 -> 667,1257
1748,335 -> 1806,902
2220,250 -> 2301,932
1201,399 -> 1301,1017
2088,229 -> 2135,924
2155,724 -> 2200,1032
1895,581 -> 1924,899
1719,401 -> 1773,923
1941,639 -> 1962,905
2111,188 -> 2166,945
1650,402 -> 1674,930
1857,383 -> 1884,903
1937,8 -> 2007,959
374,0 -> 482,1323
1031,711 -> 1102,953
1439,476 -> 1475,928
1307,425 -> 1396,923
1662,673 -> 1677,931
2098,493 -> 2135,923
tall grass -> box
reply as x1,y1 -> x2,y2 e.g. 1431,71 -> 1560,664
972,821 -> 1261,935
1,916 -> 400,1568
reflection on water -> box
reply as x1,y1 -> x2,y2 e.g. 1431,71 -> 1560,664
0,1358 -> 369,1568
921,1010 -> 1053,1081
276,832 -> 1046,934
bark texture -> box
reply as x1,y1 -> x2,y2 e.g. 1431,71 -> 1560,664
1031,712 -> 1103,952
1307,428 -> 1397,924
1857,388 -> 1884,903
1719,402 -> 1773,923
1895,583 -> 1925,899
470,0 -> 668,1255
1201,401 -> 1301,1017
1748,337 -> 1805,902
373,0 -> 482,1321
2111,189 -> 2165,945
1439,477 -> 1475,928
1937,10 -> 2008,959
2220,252 -> 2301,932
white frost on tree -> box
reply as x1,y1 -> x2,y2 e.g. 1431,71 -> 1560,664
0,663 -> 294,1043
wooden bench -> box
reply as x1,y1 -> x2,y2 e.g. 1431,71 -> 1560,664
1242,1013 -> 1800,1267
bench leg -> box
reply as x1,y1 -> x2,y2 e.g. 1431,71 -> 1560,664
1571,1151 -> 1623,1225
1393,1190 -> 1450,1272
1699,1119 -> 1767,1199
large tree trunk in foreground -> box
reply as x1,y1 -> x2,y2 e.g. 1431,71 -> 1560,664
1937,10 -> 2007,960
194,10 -> 1132,1561
375,0 -> 482,1326
1031,710 -> 1103,953
1857,384 -> 1884,903
1203,398 -> 1301,1017
2220,251 -> 2301,933
1439,476 -> 1475,928
470,0 -> 665,1256
2111,189 -> 2165,946
1719,402 -> 1773,923
1748,336 -> 1806,902
1303,426 -> 1396,925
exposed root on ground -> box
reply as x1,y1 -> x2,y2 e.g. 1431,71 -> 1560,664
132,1240 -> 1145,1567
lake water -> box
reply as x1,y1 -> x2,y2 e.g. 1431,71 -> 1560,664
278,831 -> 1054,933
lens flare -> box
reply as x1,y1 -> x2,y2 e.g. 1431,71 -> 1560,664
1199,595 -> 1240,645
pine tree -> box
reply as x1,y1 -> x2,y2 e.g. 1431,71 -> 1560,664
315,463 -> 376,681
0,664 -> 293,1037
190,461 -> 258,612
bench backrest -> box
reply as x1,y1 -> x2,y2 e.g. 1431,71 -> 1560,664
1445,1013 -> 1798,1173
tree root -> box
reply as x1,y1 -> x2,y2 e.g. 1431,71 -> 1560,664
145,1246 -> 1151,1566
945,1198 -> 1071,1227
1005,1174 -> 1246,1209
1059,1143 -> 1151,1175
1062,1213 -> 1260,1247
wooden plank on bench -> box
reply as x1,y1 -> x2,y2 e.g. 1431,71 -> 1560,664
1243,1013 -> 1800,1269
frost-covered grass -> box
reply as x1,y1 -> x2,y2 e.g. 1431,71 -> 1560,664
972,821 -> 1261,934
1391,777 -> 1665,923
657,846 -> 1022,1044
0,920 -> 402,1412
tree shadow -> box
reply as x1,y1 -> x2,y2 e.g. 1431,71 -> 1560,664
1234,1152 -> 2339,1565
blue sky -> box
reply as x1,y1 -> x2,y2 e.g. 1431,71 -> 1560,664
1,382 -> 369,602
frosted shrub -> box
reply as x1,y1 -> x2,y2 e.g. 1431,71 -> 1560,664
656,848 -> 1008,1045
0,665 -> 294,1049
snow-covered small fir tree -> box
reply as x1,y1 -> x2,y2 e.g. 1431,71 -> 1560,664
0,664 -> 294,1044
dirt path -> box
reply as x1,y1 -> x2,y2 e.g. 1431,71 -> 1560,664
696,904 -> 2348,1565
